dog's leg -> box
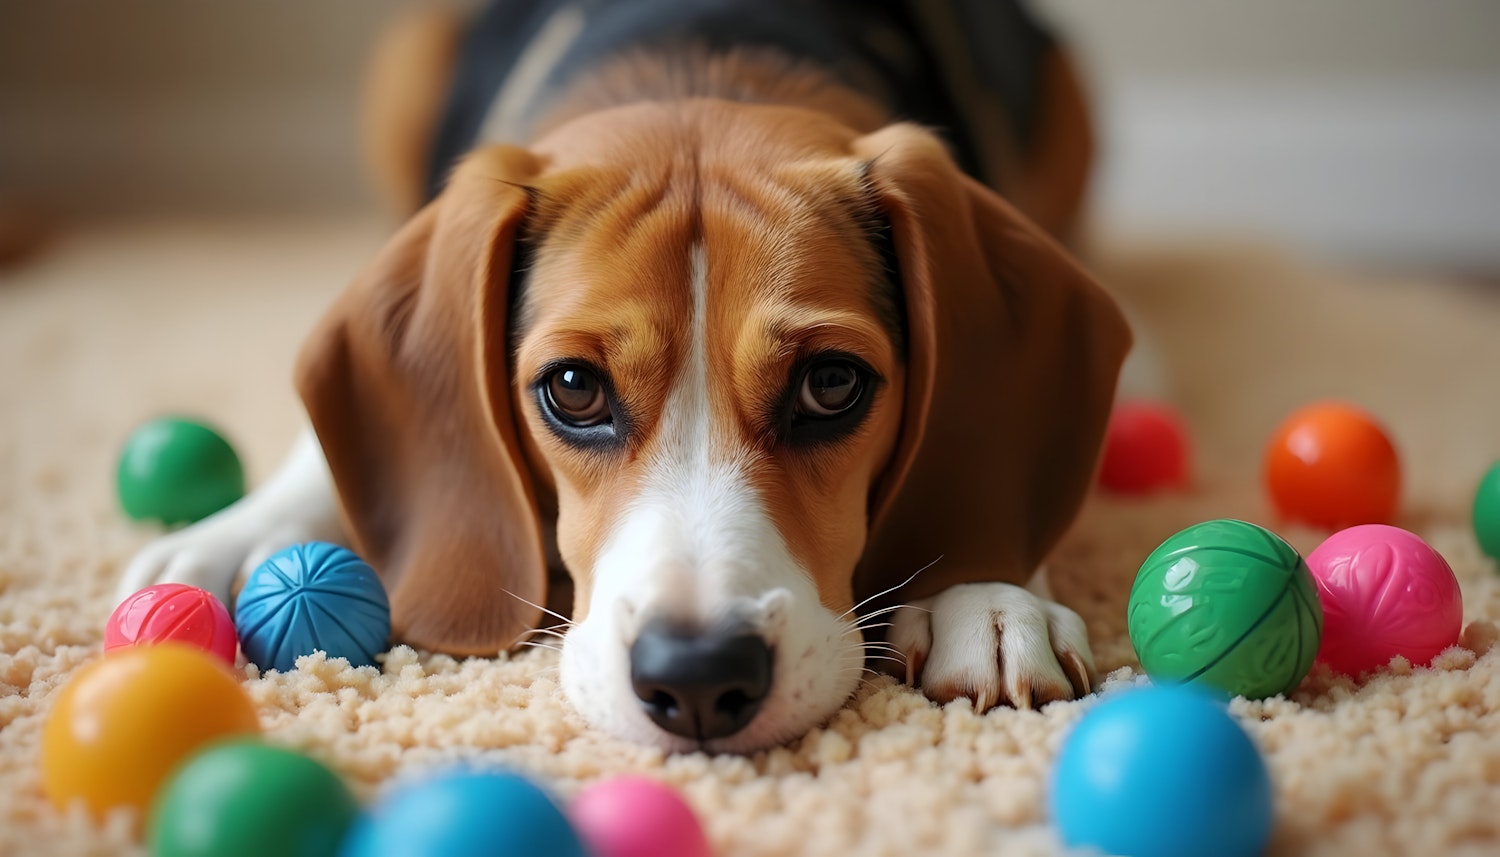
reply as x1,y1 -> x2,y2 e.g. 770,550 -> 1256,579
888,579 -> 1094,711
115,426 -> 345,608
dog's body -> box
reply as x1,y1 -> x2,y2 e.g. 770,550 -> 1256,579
119,0 -> 1131,752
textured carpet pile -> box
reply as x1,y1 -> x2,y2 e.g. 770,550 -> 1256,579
1,220 -> 1497,856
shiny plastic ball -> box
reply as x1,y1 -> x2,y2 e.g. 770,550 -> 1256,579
148,741 -> 358,857
570,776 -> 711,857
117,417 -> 245,525
1098,401 -> 1191,494
1264,401 -> 1400,529
105,583 -> 238,665
1050,685 -> 1273,857
41,644 -> 260,819
340,768 -> 587,857
235,542 -> 390,673
1129,519 -> 1322,699
1306,524 -> 1464,676
1473,460 -> 1500,563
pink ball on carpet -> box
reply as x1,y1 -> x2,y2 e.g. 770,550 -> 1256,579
1306,525 -> 1463,676
569,776 -> 710,857
105,582 -> 238,665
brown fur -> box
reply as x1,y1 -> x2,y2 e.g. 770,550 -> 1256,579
299,24 -> 1129,689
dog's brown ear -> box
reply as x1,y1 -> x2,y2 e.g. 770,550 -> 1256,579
853,124 -> 1131,604
295,146 -> 546,656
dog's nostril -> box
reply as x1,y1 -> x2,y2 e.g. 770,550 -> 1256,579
629,622 -> 773,742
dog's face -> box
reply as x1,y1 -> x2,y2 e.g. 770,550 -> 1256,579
511,103 -> 904,751
297,98 -> 1130,756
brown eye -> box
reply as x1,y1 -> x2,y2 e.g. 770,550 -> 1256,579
796,361 -> 864,417
545,366 -> 610,426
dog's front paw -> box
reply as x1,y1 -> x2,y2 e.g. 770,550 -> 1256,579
888,582 -> 1094,711
116,513 -> 314,608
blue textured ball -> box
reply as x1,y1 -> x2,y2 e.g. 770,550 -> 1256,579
340,769 -> 587,857
1049,685 -> 1274,857
235,542 -> 390,673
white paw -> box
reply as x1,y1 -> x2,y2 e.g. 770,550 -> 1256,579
888,582 -> 1094,711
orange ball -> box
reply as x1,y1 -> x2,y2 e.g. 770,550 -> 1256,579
1264,401 -> 1400,529
41,643 -> 260,820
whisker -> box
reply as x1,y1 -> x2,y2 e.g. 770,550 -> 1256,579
862,643 -> 907,657
517,640 -> 563,653
837,555 -> 943,621
528,627 -> 569,641
501,588 -> 574,627
853,603 -> 932,628
863,654 -> 908,668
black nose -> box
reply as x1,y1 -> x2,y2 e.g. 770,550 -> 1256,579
629,623 -> 773,741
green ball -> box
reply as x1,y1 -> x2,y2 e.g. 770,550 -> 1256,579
1473,461 -> 1500,564
118,417 -> 245,525
148,741 -> 358,857
1128,519 -> 1323,700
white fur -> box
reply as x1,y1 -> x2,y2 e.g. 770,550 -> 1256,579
888,579 -> 1095,711
115,427 -> 345,608
559,245 -> 863,752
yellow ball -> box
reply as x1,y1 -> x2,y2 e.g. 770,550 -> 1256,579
42,643 -> 261,820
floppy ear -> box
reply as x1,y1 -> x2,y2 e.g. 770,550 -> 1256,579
853,124 -> 1131,604
295,146 -> 546,656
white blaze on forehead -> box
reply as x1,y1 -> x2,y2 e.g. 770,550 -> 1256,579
588,244 -> 801,629
560,242 -> 863,751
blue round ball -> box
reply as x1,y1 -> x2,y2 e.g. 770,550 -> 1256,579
1050,685 -> 1273,857
340,769 -> 586,857
235,542 -> 390,672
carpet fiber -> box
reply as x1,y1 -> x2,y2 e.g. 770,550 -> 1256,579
2,220 -> 1497,856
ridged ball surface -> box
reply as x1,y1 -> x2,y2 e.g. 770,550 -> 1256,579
235,542 -> 390,673
1306,525 -> 1463,676
105,582 -> 238,665
1129,519 -> 1323,699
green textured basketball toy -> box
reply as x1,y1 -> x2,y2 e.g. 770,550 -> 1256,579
1128,519 -> 1323,700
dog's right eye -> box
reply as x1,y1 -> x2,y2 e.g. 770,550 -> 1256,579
543,366 -> 611,427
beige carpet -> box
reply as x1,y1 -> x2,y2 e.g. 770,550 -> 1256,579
2,219 -> 1498,856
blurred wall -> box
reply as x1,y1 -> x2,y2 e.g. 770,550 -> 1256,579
0,0 -> 409,216
1,0 -> 1497,268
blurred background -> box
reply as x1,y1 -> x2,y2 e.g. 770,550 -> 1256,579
0,0 -> 1497,274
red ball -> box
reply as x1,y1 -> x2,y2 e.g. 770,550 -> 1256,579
105,583 -> 238,665
1098,401 -> 1190,494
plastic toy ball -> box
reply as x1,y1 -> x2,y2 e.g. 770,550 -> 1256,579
105,583 -> 238,665
235,542 -> 390,673
149,741 -> 358,857
117,417 -> 245,525
1264,401 -> 1400,529
41,644 -> 260,819
340,768 -> 587,857
1306,525 -> 1463,676
1129,519 -> 1323,699
1098,400 -> 1190,494
570,776 -> 711,857
1473,460 -> 1500,563
1050,684 -> 1273,857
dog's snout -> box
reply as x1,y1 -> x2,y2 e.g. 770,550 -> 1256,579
629,623 -> 773,741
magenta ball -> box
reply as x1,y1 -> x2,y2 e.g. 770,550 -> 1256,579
569,777 -> 710,857
1306,525 -> 1463,676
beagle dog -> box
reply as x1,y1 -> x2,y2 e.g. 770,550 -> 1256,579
119,0 -> 1131,753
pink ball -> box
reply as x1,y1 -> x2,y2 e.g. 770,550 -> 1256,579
105,583 -> 238,666
569,777 -> 710,857
1306,525 -> 1463,676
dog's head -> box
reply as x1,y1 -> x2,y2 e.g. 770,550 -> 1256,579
297,101 -> 1128,752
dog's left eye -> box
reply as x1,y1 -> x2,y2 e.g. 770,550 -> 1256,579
543,366 -> 611,426
796,360 -> 865,418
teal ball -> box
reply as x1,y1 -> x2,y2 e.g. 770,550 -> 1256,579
235,542 -> 390,672
1128,519 -> 1323,699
